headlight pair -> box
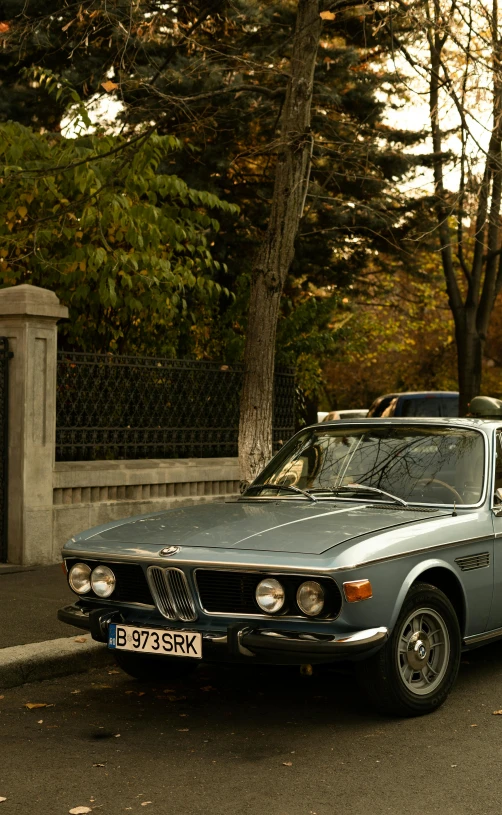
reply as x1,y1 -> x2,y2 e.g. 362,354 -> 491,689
255,577 -> 325,617
68,562 -> 116,598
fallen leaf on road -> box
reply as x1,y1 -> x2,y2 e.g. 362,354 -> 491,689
37,719 -> 43,724
107,670 -> 120,675
493,710 -> 502,715
177,728 -> 189,732
93,763 -> 105,768
70,690 -> 81,695
69,808 -> 92,814
93,684 -> 113,690
179,714 -> 188,717
471,724 -> 478,727
283,761 -> 293,767
162,688 -> 176,693
141,803 -> 152,807
25,702 -> 48,710
200,686 -> 216,692
74,637 -> 87,643
0,797 -> 6,803
114,734 -> 121,738
165,695 -> 186,702
320,10 -> 336,19
0,695 -> 4,700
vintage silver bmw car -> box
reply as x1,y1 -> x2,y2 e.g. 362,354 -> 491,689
59,405 -> 502,716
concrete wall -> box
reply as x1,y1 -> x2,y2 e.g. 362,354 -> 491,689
52,457 -> 239,561
0,284 -> 240,565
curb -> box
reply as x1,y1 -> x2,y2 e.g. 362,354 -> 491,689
0,634 -> 113,689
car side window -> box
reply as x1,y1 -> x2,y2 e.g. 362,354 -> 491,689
440,397 -> 459,417
401,397 -> 442,417
381,397 -> 398,417
495,432 -> 502,494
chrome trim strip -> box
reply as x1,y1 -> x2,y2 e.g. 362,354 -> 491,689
73,596 -> 155,611
332,534 -> 493,572
464,626 -> 502,646
63,549 -> 343,573
193,568 -> 341,621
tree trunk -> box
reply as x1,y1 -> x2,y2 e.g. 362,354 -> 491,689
238,0 -> 321,485
455,313 -> 484,415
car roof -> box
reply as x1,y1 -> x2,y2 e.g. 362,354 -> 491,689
397,391 -> 459,397
374,391 -> 459,399
311,416 -> 494,428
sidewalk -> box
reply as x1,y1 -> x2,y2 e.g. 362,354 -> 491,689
0,564 -> 111,687
0,564 -> 83,649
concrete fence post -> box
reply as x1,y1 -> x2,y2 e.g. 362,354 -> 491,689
0,285 -> 68,564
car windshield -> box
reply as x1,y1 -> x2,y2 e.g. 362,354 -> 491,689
253,425 -> 485,506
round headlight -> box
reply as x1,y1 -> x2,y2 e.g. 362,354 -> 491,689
69,562 -> 91,594
255,578 -> 285,614
297,581 -> 325,616
91,565 -> 116,598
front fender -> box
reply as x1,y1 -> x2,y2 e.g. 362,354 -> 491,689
388,558 -> 467,634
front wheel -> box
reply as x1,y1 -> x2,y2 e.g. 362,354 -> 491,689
357,582 -> 461,717
113,649 -> 199,681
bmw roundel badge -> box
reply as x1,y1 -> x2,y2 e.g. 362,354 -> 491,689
159,546 -> 180,557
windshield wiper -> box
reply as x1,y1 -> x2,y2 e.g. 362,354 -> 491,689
309,484 -> 408,507
244,483 -> 318,503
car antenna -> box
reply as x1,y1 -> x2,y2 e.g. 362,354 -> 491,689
452,501 -> 457,518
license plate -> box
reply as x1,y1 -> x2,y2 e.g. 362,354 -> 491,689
108,624 -> 202,658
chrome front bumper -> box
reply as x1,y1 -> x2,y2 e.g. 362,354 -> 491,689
58,604 -> 388,663
233,626 -> 388,657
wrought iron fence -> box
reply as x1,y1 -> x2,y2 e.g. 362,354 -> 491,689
56,353 -> 295,461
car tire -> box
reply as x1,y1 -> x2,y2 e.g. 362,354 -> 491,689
356,582 -> 461,717
113,649 -> 199,681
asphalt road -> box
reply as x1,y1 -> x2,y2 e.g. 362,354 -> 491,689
2,644 -> 502,815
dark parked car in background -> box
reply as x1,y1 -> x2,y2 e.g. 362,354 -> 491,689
367,392 -> 459,418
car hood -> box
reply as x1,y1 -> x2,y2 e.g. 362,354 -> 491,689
77,500 -> 449,555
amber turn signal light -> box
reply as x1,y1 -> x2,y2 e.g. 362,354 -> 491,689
343,579 -> 373,603
61,560 -> 68,576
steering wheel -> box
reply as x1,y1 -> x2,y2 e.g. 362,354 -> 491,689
415,478 -> 463,503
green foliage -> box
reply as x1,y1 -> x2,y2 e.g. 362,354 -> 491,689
0,120 -> 238,353
1,1 -> 426,365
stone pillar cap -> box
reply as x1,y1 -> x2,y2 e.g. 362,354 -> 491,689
0,285 -> 68,320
